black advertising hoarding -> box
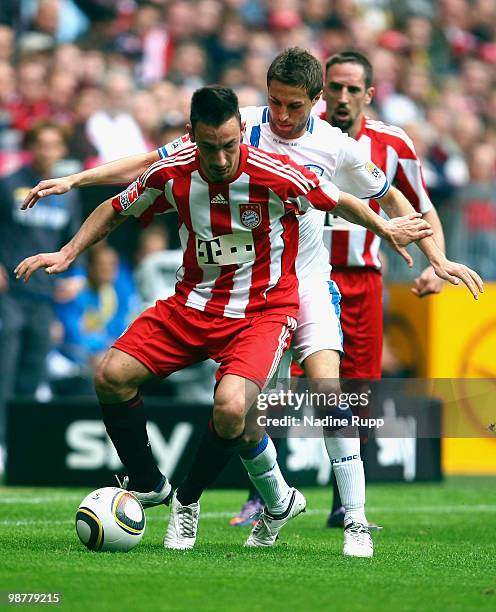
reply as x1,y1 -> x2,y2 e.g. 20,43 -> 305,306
6,390 -> 441,487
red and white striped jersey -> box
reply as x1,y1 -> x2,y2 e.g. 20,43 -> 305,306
112,143 -> 340,318
158,106 -> 390,279
322,114 -> 433,269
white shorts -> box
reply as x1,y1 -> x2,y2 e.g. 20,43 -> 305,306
275,276 -> 342,379
293,275 -> 343,363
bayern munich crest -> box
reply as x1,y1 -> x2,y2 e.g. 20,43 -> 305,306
239,204 -> 262,229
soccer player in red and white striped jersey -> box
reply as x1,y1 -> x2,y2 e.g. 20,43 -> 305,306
112,141 -> 340,321
20,50 -> 483,559
15,86 -> 422,551
321,51 -> 447,525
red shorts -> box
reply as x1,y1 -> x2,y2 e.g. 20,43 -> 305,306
331,268 -> 383,379
113,297 -> 297,388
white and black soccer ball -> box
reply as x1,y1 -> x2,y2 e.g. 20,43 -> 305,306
75,487 -> 146,552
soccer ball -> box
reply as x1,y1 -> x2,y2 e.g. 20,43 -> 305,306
75,487 -> 146,552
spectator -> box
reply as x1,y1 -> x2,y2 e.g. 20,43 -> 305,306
0,119 -> 81,444
55,243 -> 138,375
8,60 -> 51,132
0,24 -> 14,61
132,89 -> 162,149
134,224 -> 182,308
85,70 -> 148,162
47,70 -> 78,126
66,87 -> 101,165
167,41 -> 208,88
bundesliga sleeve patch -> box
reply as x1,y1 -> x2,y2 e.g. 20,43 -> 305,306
365,161 -> 382,180
119,181 -> 140,211
166,134 -> 191,156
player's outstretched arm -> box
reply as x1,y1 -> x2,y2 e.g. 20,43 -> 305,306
15,198 -> 126,282
21,150 -> 161,209
411,208 -> 445,297
333,192 -> 433,267
378,188 -> 483,299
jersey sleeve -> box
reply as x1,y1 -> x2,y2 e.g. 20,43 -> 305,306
157,133 -> 192,159
111,161 -> 175,224
282,157 -> 340,213
333,133 -> 390,199
391,130 -> 433,213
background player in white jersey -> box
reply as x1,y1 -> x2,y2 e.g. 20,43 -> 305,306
20,49 -> 482,558
15,86 -> 428,552
321,51 -> 447,528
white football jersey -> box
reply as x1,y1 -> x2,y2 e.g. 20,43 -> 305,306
158,106 -> 389,279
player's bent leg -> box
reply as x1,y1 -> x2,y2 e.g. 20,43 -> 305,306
303,350 -> 373,557
213,374 -> 260,439
243,433 -> 307,548
229,351 -> 292,527
165,375 -> 257,550
95,348 -> 171,505
95,348 -> 153,402
166,315 -> 298,549
241,388 -> 306,547
240,415 -> 294,516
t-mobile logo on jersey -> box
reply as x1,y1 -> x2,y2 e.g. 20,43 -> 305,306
197,237 -> 222,264
196,234 -> 256,266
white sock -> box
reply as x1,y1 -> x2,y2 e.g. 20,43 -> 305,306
240,434 -> 292,515
324,427 -> 367,526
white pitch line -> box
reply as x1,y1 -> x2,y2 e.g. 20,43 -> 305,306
1,505 -> 496,526
0,496 -> 83,505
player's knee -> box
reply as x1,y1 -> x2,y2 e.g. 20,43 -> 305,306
213,397 -> 246,439
309,377 -> 341,397
309,378 -> 342,417
94,357 -> 129,401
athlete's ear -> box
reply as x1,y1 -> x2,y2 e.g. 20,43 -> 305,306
241,120 -> 246,139
311,90 -> 323,107
186,123 -> 195,142
365,86 -> 375,106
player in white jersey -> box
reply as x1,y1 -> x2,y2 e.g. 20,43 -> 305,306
321,51 -> 447,527
15,86 -> 426,551
21,50 -> 482,558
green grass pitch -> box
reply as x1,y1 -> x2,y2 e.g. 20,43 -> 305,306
1,477 -> 495,612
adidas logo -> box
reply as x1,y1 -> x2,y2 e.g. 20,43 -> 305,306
211,193 -> 228,204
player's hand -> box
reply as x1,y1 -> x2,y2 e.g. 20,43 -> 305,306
387,213 -> 433,247
432,258 -> 483,300
21,176 -> 75,209
411,265 -> 444,297
383,213 -> 432,267
14,251 -> 72,282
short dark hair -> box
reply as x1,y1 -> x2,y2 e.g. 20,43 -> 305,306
24,119 -> 70,148
190,85 -> 241,133
267,47 -> 323,100
325,51 -> 373,89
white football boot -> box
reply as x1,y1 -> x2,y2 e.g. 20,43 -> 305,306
343,521 -> 373,558
115,474 -> 172,509
245,488 -> 307,547
164,491 -> 200,550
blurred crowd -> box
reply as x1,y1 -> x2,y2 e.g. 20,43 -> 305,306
0,0 -> 495,417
